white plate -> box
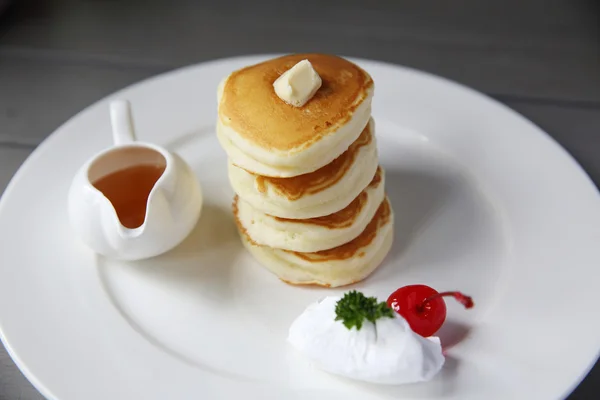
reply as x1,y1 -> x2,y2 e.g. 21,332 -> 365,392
1,55 -> 599,400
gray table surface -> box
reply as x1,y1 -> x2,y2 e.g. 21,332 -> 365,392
0,0 -> 598,399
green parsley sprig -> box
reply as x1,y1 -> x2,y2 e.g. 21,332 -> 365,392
334,290 -> 394,330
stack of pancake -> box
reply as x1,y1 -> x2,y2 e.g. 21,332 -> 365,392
217,54 -> 394,288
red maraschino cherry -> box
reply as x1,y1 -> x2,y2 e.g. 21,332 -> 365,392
387,284 -> 474,337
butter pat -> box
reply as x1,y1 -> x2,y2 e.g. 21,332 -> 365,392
273,60 -> 322,107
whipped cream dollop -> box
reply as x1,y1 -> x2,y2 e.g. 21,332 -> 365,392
288,296 -> 445,385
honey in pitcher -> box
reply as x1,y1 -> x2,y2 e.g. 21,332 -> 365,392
92,164 -> 165,229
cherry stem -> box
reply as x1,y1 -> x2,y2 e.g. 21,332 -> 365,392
416,291 -> 474,313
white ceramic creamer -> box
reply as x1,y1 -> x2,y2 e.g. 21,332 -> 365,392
68,99 -> 203,260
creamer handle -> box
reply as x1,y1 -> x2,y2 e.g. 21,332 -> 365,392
110,99 -> 137,145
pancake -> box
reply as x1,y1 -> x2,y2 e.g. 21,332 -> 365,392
234,167 -> 385,252
236,197 -> 394,288
217,53 -> 374,177
228,119 -> 378,219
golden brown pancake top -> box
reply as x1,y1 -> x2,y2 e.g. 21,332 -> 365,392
219,53 -> 373,152
253,122 -> 373,201
274,167 -> 383,229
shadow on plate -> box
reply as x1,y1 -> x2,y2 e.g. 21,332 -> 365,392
367,168 -> 454,280
98,203 -> 242,303
369,164 -> 493,285
438,320 -> 472,351
384,167 -> 460,261
340,355 -> 460,399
